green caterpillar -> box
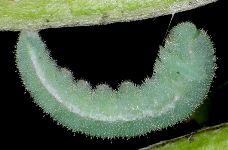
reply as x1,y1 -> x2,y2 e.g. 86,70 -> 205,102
0,0 -> 217,31
16,22 -> 216,138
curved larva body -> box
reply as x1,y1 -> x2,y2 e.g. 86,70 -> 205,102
0,0 -> 217,31
16,22 -> 216,138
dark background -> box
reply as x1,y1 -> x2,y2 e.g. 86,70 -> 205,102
1,0 -> 227,149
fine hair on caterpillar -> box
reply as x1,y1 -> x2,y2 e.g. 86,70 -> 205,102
16,22 -> 216,138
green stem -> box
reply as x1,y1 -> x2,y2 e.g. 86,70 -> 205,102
141,123 -> 228,150
0,0 -> 216,31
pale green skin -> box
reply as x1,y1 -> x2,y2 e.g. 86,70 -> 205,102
0,0 -> 217,31
16,22 -> 216,138
142,123 -> 228,150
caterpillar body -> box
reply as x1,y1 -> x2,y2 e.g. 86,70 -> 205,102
16,22 -> 216,138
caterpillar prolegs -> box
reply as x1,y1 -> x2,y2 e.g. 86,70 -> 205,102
16,22 -> 216,138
